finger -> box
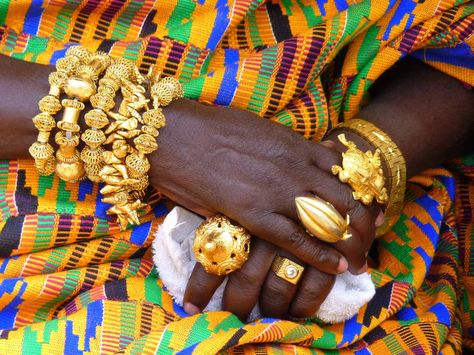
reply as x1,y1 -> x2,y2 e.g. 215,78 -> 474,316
289,267 -> 335,319
318,140 -> 336,149
375,210 -> 385,227
184,263 -> 225,314
333,226 -> 368,274
249,213 -> 347,274
259,253 -> 301,318
223,239 -> 276,321
307,140 -> 342,172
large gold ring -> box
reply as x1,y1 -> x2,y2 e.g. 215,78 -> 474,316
331,133 -> 388,206
271,255 -> 304,285
193,215 -> 251,276
295,196 -> 351,243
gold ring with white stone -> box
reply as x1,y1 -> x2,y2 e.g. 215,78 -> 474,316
271,255 -> 304,285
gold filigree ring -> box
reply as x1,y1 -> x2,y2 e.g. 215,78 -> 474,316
271,255 -> 304,285
193,215 -> 251,276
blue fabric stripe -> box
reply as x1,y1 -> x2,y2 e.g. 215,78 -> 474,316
130,220 -> 151,246
206,0 -> 230,50
428,302 -> 451,327
23,0 -> 44,35
215,49 -> 239,105
411,44 -> 474,69
84,301 -> 104,351
383,0 -> 417,40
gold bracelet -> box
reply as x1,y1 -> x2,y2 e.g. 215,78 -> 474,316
330,119 -> 406,237
29,46 -> 184,230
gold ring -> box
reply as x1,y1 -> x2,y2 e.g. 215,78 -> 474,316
271,255 -> 304,285
331,133 -> 388,206
193,215 -> 251,276
295,196 -> 351,243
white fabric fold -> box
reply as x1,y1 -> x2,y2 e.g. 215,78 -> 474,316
152,206 -> 375,323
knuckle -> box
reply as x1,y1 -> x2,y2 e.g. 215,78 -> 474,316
311,246 -> 331,265
288,229 -> 305,249
231,269 -> 261,289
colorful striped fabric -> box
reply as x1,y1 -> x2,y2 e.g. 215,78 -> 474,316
0,0 -> 473,353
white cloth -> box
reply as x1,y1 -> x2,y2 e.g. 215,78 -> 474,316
152,206 -> 375,323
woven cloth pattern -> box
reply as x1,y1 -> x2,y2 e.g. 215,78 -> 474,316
0,0 -> 473,353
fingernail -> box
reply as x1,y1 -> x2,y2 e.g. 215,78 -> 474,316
337,257 -> 348,273
375,211 -> 385,227
356,262 -> 368,274
184,302 -> 201,315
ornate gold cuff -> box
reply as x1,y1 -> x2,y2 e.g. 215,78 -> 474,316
330,119 -> 407,237
29,46 -> 184,230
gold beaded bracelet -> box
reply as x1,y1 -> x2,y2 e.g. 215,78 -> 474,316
29,46 -> 183,230
330,118 -> 407,237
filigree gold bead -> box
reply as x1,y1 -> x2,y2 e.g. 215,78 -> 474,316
48,71 -> 69,88
61,99 -> 85,110
76,65 -> 99,82
29,142 -> 54,160
55,159 -> 85,183
81,146 -> 105,164
98,84 -> 116,97
129,175 -> 149,192
85,164 -> 104,182
126,153 -> 150,176
84,109 -> 109,129
81,129 -> 106,148
141,125 -> 159,137
56,56 -> 80,74
56,149 -> 81,164
90,51 -> 112,70
55,131 -> 80,147
151,84 -> 173,107
32,112 -> 56,131
64,77 -> 96,101
133,134 -> 158,154
66,46 -> 93,64
36,156 -> 56,176
142,109 -> 166,128
38,95 -> 62,114
57,99 -> 84,132
159,76 -> 184,98
106,63 -> 131,80
99,77 -> 120,92
90,93 -> 115,111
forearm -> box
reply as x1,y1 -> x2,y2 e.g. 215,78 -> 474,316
0,55 -> 53,159
329,57 -> 474,178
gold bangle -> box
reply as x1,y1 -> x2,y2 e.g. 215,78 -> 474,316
330,119 -> 407,237
29,45 -> 184,231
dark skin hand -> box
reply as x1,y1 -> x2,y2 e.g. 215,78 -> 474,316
1,55 -> 473,321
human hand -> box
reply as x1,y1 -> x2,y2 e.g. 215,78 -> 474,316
184,237 -> 336,320
150,100 -> 382,273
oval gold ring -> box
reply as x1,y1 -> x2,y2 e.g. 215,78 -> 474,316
295,196 -> 352,243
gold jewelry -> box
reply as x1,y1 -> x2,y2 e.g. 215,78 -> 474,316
330,119 -> 406,236
331,134 -> 388,206
295,196 -> 351,243
271,255 -> 304,285
193,215 -> 251,276
29,45 -> 184,231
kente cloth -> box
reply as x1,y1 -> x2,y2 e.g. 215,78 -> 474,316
0,0 -> 473,354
